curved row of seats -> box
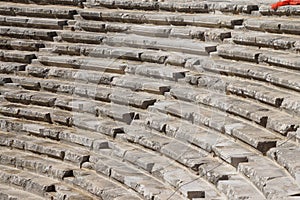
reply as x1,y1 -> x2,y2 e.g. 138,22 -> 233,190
0,0 -> 300,199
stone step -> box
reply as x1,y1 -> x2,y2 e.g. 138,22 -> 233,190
70,169 -> 142,199
0,61 -> 26,74
85,0 -> 262,14
0,15 -> 67,30
0,115 -> 236,199
0,182 -> 44,200
59,30 -> 217,55
79,9 -> 244,28
0,50 -> 36,64
149,99 -> 282,154
170,86 -> 300,136
0,164 -> 58,196
218,44 -> 300,71
93,154 -> 183,199
27,64 -> 118,84
125,63 -> 188,81
49,42 -> 143,60
74,19 -> 231,42
259,4 -> 300,16
103,34 -> 217,55
231,30 -> 300,51
199,58 -> 300,93
1,0 -> 84,6
185,73 -> 299,113
244,17 -> 300,35
0,131 -> 90,166
38,55 -> 127,74
268,146 -> 300,185
0,2 -> 78,19
111,75 -> 171,94
59,31 -> 105,44
0,147 -> 75,180
0,37 -> 45,51
0,26 -> 57,41
238,156 -> 300,199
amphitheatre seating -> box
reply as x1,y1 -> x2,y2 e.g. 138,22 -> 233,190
0,0 -> 300,199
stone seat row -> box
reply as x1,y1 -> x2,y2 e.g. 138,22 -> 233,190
0,163 -> 98,199
0,115 -> 225,199
0,15 -> 68,30
169,86 -> 299,136
231,30 -> 300,51
73,18 -> 232,42
0,26 -> 57,41
0,181 -> 45,200
0,132 -> 185,199
0,2 -> 78,19
0,37 -> 45,51
83,0 -> 278,15
1,0 -> 85,7
3,80 -> 298,196
57,31 -> 217,56
144,107 -> 300,199
0,113 -> 264,199
217,44 -> 300,71
0,73 -> 159,109
79,9 -> 244,29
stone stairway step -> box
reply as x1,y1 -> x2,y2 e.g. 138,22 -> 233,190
150,99 -> 282,154
244,17 -> 300,35
0,50 -> 36,64
200,58 -> 300,93
0,26 -> 57,41
218,44 -> 300,71
60,31 -> 105,44
170,86 -> 300,136
0,114 -> 251,199
259,4 -> 300,16
238,156 -> 300,199
268,146 -> 300,185
232,30 -> 300,51
70,169 -> 142,199
0,37 -> 45,51
103,34 -> 217,55
0,2 -> 78,19
0,147 -> 75,179
1,0 -> 84,6
111,75 -> 171,94
0,131 -> 90,166
79,8 -> 244,28
0,61 -> 26,73
0,164 -> 58,196
27,64 -> 118,84
84,0 -> 260,14
74,19 -> 231,42
0,182 -> 44,200
0,15 -> 67,29
94,154 -> 183,199
50,42 -> 143,60
38,55 -> 127,74
125,63 -> 188,81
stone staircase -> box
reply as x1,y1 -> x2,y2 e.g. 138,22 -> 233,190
0,0 -> 300,199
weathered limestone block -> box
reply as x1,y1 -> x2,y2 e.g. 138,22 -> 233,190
126,64 -> 187,81
259,51 -> 300,70
238,156 -> 300,198
109,88 -> 157,109
217,44 -> 261,62
0,26 -> 57,40
0,50 -> 36,63
0,182 -> 44,200
60,32 -> 105,44
281,96 -> 300,114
